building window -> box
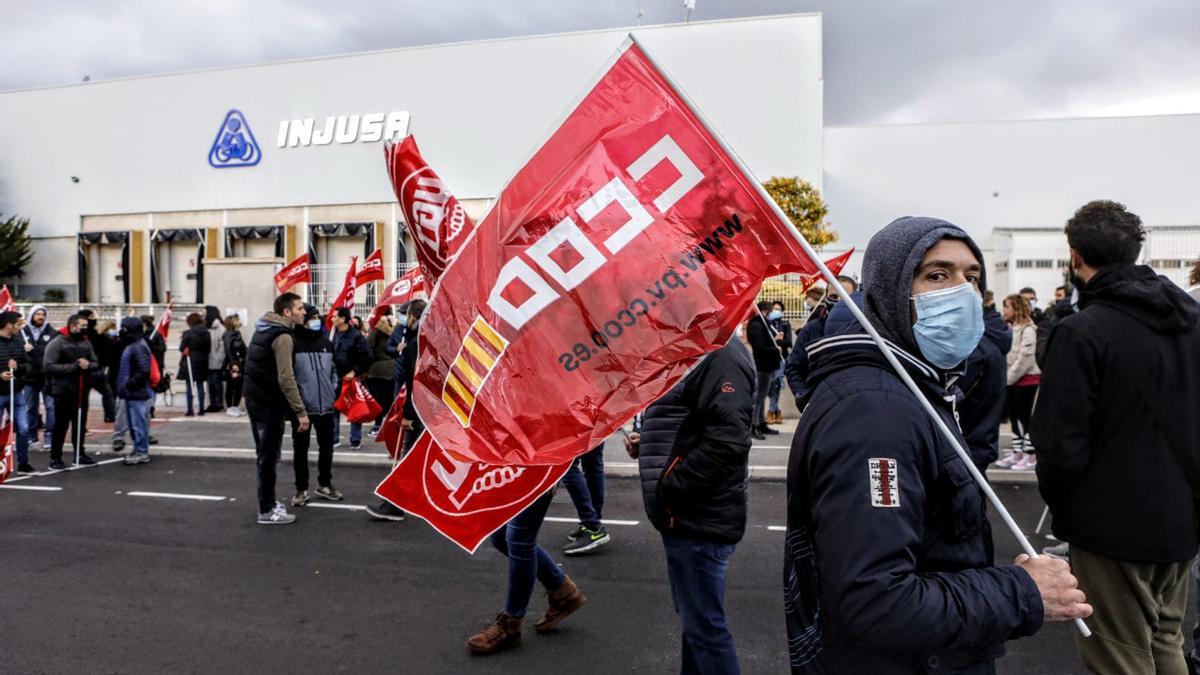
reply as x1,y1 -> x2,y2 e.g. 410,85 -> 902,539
1015,259 -> 1033,269
1056,259 -> 1071,268
1151,259 -> 1186,269
1034,259 -> 1054,269
995,260 -> 1009,272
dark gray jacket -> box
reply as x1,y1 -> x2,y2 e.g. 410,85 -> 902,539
291,326 -> 338,417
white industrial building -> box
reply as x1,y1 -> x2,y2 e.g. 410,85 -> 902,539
0,12 -> 1195,317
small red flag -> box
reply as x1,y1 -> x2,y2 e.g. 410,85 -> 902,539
800,249 -> 855,294
376,387 -> 408,460
0,285 -> 14,312
374,432 -> 572,553
380,267 -> 427,306
154,302 -> 174,339
356,249 -> 385,287
274,252 -> 312,293
324,256 -> 358,328
384,135 -> 477,283
0,421 -> 13,484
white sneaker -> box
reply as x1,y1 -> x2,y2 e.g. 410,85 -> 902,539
257,502 -> 296,525
994,452 -> 1023,469
1012,454 -> 1038,471
226,407 -> 238,417
1010,435 -> 1025,453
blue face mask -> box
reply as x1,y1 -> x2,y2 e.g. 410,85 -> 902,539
910,283 -> 984,369
767,309 -> 783,321
397,315 -> 407,328
306,319 -> 322,331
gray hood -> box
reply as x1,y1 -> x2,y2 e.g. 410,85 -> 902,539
27,304 -> 49,340
860,216 -> 986,356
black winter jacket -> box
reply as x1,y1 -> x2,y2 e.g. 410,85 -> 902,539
956,307 -> 1011,472
21,322 -> 55,388
0,333 -> 30,393
400,325 -> 420,420
786,292 -> 862,405
636,339 -> 754,544
43,331 -> 99,397
746,315 -> 782,373
332,327 -> 372,378
1032,264 -> 1200,562
179,324 -> 211,378
785,330 -> 1042,674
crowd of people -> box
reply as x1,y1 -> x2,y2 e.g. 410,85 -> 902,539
4,198 -> 1200,673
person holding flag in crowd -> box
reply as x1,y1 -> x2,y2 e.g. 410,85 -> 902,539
43,314 -> 98,469
21,304 -> 55,452
330,307 -> 371,451
179,312 -> 211,416
0,311 -> 33,473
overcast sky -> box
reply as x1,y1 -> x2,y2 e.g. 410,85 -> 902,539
2,0 -> 1198,125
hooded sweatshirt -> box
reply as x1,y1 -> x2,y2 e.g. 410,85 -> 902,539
116,317 -> 153,400
1032,264 -> 1200,562
785,217 -> 1041,674
21,305 -> 54,388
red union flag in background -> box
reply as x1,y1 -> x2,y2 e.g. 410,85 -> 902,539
384,135 -> 475,282
411,41 -> 819,467
802,249 -> 854,294
0,285 -> 13,312
325,256 -> 358,327
356,249 -> 386,286
380,267 -> 427,306
376,432 -> 571,552
0,421 -> 13,484
274,252 -> 312,293
154,301 -> 174,339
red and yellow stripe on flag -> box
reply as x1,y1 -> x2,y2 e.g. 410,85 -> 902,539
441,317 -> 509,427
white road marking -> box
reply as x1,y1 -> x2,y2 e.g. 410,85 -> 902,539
544,516 -> 640,527
0,484 -> 63,491
168,416 -> 247,424
155,446 -> 389,459
753,445 -> 790,450
767,525 -> 786,532
306,503 -> 368,511
126,491 -> 226,501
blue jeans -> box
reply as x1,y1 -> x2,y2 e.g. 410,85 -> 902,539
661,533 -> 740,675
185,376 -> 206,415
767,365 -> 785,415
489,489 -> 564,618
0,388 -> 30,464
332,411 -> 362,446
207,371 -> 224,409
124,398 -> 151,456
752,370 -> 772,428
563,444 -> 605,529
25,384 -> 54,446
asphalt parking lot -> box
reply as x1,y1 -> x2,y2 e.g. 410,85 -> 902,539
2,402 -> 1183,674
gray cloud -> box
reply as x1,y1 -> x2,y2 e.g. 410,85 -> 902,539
2,0 -> 1198,124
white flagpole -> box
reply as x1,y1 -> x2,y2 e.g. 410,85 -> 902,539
628,33 -> 1091,637
75,371 -> 83,465
186,357 -> 198,414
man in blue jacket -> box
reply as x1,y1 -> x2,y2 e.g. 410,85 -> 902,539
785,277 -> 858,408
784,216 -> 1091,673
115,317 -> 153,465
330,307 -> 372,450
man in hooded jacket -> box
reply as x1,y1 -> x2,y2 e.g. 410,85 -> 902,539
115,317 -> 153,464
21,304 -> 55,449
784,216 -> 1090,673
1032,200 -> 1200,674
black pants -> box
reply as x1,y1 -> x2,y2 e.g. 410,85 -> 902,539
50,391 -> 88,462
366,378 -> 393,427
225,374 -> 243,408
248,406 -> 286,514
292,413 -> 334,491
99,375 -> 116,421
1006,385 -> 1038,445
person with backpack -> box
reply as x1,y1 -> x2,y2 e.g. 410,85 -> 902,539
222,314 -> 247,417
115,317 -> 153,465
1033,201 -> 1200,673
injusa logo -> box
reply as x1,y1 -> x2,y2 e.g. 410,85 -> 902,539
208,109 -> 261,168
557,213 -> 745,372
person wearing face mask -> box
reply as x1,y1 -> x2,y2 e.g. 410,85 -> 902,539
1031,201 -> 1200,674
43,314 -> 100,470
784,276 -> 860,409
746,301 -> 783,440
784,216 -> 1090,673
1018,288 -> 1046,326
765,301 -> 792,425
287,304 -> 342,506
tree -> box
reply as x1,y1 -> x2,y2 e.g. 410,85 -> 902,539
763,177 -> 837,250
0,213 -> 33,280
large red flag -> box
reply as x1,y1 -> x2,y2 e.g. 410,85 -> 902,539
0,285 -> 13,312
384,135 -> 476,282
325,256 -> 358,328
375,432 -> 572,553
274,252 -> 312,293
154,301 -> 174,339
411,42 -> 818,466
356,249 -> 385,286
0,421 -> 13,484
375,387 -> 408,460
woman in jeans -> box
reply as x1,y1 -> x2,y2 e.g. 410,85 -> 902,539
466,489 -> 588,655
996,293 -> 1041,471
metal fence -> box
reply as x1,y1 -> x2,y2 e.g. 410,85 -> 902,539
307,263 -> 421,319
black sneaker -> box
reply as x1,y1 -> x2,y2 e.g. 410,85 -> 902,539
17,462 -> 37,474
563,525 -> 610,556
365,501 -> 406,522
565,524 -> 588,543
760,425 -> 780,436
751,427 -> 766,441
348,442 -> 363,451
315,485 -> 344,502
112,439 -> 126,452
149,436 -> 159,445
47,460 -> 67,471
76,453 -> 96,466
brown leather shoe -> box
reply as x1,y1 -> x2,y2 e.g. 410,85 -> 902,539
466,612 -> 522,655
534,575 -> 587,634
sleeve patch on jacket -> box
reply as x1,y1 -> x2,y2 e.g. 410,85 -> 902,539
868,458 -> 900,508
720,382 -> 735,393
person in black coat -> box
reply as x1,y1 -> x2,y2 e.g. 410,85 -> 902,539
21,304 -> 55,447
627,337 -> 754,673
43,314 -> 99,469
785,285 -> 860,409
330,307 -> 372,449
1031,200 -> 1200,673
784,216 -> 1089,674
956,289 -> 1012,473
0,311 -> 33,471
179,312 -> 212,416
746,301 -> 781,440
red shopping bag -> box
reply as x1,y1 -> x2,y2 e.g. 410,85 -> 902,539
334,378 -> 383,424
